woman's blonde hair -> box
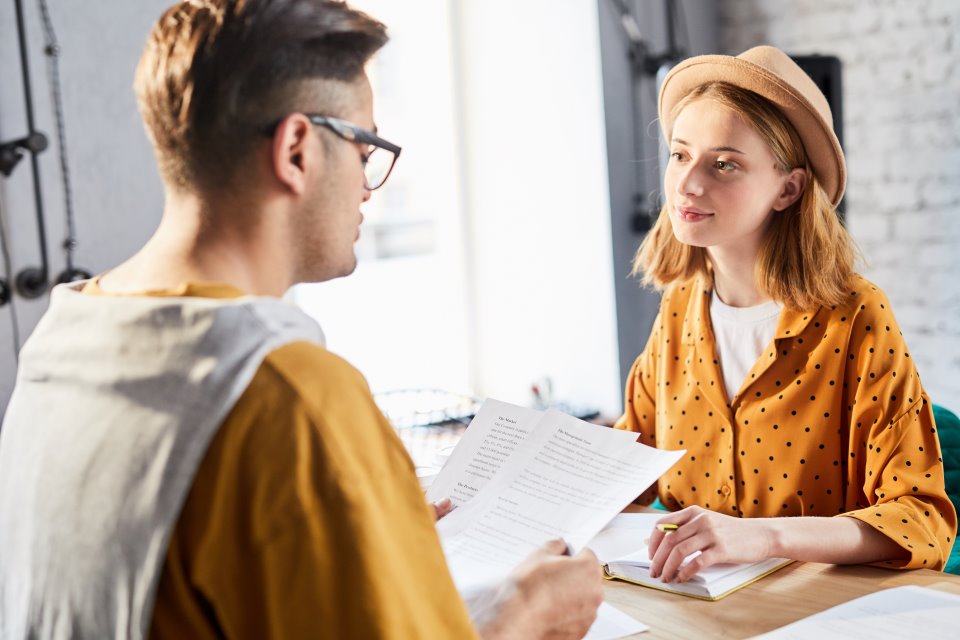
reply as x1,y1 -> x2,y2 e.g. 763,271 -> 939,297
632,81 -> 859,311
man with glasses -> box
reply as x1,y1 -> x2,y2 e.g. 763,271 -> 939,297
0,1 -> 603,639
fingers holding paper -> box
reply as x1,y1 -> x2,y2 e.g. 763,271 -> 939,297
648,506 -> 775,583
515,539 -> 604,632
478,539 -> 604,640
431,497 -> 454,521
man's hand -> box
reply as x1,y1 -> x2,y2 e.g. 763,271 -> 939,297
646,506 -> 775,583
477,539 -> 604,640
431,497 -> 454,521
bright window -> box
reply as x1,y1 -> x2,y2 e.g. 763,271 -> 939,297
293,0 -> 622,420
292,0 -> 473,398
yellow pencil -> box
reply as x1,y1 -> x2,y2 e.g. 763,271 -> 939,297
645,523 -> 681,545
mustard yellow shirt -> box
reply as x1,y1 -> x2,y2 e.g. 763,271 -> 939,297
615,275 -> 957,570
84,281 -> 477,639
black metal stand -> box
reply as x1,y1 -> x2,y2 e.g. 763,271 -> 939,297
0,0 -> 51,298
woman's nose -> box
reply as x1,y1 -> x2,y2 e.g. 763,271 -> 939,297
676,162 -> 704,198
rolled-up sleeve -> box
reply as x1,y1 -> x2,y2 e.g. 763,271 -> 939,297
838,291 -> 956,569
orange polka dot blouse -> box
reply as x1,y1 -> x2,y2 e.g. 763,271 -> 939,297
615,275 -> 957,570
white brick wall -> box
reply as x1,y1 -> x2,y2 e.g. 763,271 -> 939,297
719,0 -> 960,410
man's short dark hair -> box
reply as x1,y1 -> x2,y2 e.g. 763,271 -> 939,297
134,0 -> 388,190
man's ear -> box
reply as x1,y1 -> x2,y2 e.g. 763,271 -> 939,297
773,167 -> 808,212
271,114 -> 318,195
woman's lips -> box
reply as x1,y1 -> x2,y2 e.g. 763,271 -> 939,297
676,205 -> 714,222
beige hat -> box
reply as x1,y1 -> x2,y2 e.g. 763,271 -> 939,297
658,45 -> 846,207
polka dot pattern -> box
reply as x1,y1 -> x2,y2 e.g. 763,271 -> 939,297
615,275 -> 957,570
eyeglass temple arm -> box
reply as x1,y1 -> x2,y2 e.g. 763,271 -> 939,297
352,128 -> 402,156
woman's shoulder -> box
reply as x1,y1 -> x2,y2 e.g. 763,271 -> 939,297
819,274 -> 908,347
826,274 -> 897,321
842,274 -> 892,308
660,277 -> 710,311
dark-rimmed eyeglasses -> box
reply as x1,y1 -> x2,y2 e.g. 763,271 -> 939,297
262,114 -> 401,190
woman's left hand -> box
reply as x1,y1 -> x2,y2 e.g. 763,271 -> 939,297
647,506 -> 775,583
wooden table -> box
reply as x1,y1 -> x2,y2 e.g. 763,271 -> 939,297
603,509 -> 960,638
605,561 -> 960,638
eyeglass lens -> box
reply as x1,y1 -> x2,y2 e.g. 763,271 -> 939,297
363,147 -> 395,190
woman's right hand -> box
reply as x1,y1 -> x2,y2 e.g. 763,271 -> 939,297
646,506 -> 776,583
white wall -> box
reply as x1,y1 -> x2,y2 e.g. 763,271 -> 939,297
453,0 -> 622,414
720,0 -> 960,411
0,1 -> 170,409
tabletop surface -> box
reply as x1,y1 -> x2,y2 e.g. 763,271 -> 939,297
602,509 -> 960,638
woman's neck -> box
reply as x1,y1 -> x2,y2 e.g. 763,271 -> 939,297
708,245 -> 770,308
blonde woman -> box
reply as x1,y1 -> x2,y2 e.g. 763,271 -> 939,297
616,46 -> 956,583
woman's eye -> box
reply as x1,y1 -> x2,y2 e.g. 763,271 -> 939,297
670,152 -> 683,161
715,160 -> 736,171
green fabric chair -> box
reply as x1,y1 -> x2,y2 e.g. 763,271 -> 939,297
934,403 -> 960,575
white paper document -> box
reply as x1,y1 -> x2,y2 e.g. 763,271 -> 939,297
434,400 -> 684,598
587,513 -> 662,561
750,585 -> 960,639
426,399 -> 545,507
585,602 -> 649,639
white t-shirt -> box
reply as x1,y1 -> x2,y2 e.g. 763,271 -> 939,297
709,291 -> 782,402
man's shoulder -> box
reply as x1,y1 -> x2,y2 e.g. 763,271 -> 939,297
212,341 -> 395,506
178,341 -> 405,550
261,341 -> 367,387
244,341 -> 376,422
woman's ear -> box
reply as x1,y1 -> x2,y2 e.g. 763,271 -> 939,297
270,114 -> 318,195
773,167 -> 808,212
